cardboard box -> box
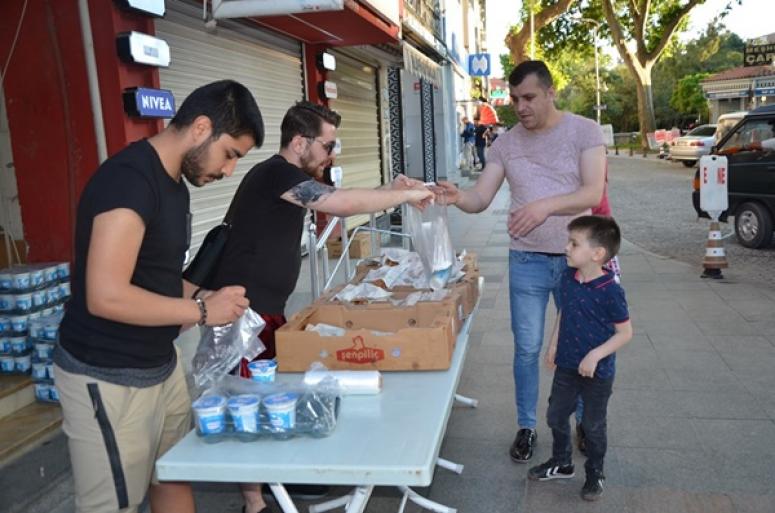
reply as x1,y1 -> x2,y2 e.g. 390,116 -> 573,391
315,284 -> 466,335
349,252 -> 481,318
326,233 -> 372,259
276,301 -> 457,372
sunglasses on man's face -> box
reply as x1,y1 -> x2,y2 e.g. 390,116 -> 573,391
307,137 -> 336,155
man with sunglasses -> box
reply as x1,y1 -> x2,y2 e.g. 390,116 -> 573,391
207,101 -> 433,513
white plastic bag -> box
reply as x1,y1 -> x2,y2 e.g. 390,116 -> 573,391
405,202 -> 455,290
190,308 -> 266,395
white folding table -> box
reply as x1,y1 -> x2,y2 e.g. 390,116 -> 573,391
156,280 -> 482,513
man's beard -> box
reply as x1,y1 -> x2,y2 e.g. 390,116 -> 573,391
181,138 -> 216,187
299,151 -> 325,179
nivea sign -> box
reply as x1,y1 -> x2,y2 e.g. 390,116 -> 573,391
123,87 -> 176,118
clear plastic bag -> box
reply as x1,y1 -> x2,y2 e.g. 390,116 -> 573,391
192,373 -> 341,442
190,308 -> 266,396
405,202 -> 456,290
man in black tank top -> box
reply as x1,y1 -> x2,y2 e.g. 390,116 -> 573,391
54,80 -> 263,513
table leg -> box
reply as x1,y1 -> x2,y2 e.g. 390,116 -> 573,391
344,486 -> 374,513
396,486 -> 456,513
267,483 -> 300,513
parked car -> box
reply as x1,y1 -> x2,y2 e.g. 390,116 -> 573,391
669,124 -> 717,166
714,111 -> 748,145
692,105 -> 775,248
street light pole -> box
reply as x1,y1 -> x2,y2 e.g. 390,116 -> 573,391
579,17 -> 602,124
593,27 -> 601,124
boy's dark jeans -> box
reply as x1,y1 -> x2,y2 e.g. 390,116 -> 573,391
547,367 -> 614,475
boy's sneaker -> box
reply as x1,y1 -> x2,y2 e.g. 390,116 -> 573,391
509,428 -> 536,463
576,423 -> 587,454
581,472 -> 605,501
528,459 -> 575,481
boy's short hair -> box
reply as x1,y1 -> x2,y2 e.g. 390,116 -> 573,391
568,215 -> 621,261
170,80 -> 264,147
280,101 -> 341,148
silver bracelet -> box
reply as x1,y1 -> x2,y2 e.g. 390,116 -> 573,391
195,297 -> 207,326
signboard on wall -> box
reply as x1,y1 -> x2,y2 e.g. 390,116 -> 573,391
468,53 -> 491,77
744,42 -> 775,67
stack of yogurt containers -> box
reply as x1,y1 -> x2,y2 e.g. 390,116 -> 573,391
0,263 -> 70,402
28,313 -> 64,402
191,384 -> 339,443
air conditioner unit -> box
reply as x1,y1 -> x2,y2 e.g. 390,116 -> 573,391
212,0 -> 345,18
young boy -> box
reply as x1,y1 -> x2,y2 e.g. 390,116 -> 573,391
528,215 -> 633,501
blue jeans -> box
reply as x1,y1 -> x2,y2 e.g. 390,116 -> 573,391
509,250 -> 567,429
546,367 -> 614,474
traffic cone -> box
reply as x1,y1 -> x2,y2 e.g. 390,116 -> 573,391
701,220 -> 727,279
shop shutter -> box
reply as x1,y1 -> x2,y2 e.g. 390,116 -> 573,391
328,52 -> 382,231
156,4 -> 304,254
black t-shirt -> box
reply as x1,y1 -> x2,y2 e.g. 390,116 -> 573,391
59,140 -> 190,368
210,155 -> 310,314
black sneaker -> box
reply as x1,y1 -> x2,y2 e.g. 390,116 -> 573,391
528,459 -> 575,481
509,428 -> 536,463
581,472 -> 605,501
576,423 -> 587,454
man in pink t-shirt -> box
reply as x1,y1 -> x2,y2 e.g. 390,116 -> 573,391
436,60 -> 606,464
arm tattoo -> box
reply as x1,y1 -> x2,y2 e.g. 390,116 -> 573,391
289,180 -> 335,206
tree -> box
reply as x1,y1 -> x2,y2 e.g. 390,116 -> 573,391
670,72 -> 711,122
505,0 -> 578,65
599,0 -> 709,148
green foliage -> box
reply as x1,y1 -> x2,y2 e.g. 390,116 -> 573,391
670,72 -> 711,121
495,104 -> 518,127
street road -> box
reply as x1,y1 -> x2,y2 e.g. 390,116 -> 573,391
607,154 -> 775,288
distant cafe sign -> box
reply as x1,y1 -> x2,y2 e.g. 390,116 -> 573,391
744,43 -> 775,67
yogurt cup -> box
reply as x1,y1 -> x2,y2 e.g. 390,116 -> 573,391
0,354 -> 14,372
32,290 -> 47,308
0,337 -> 10,353
11,271 -> 31,291
58,282 -> 71,299
29,269 -> 45,289
28,320 -> 44,339
34,383 -> 51,401
34,342 -> 54,360
0,272 -> 12,290
263,392 -> 299,431
42,322 -> 59,341
56,263 -> 70,280
9,314 -> 28,333
248,360 -> 277,383
14,293 -> 33,312
31,361 -> 47,380
10,336 -> 27,355
45,287 -> 60,305
43,266 -> 59,286
0,317 -> 10,333
227,394 -> 261,434
53,303 -> 65,313
49,385 -> 60,402
0,294 -> 13,312
14,353 -> 31,373
192,395 -> 227,435
45,362 -> 55,380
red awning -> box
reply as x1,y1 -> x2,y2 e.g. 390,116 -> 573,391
249,0 -> 399,46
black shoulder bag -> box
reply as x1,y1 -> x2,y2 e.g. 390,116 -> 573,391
182,178 -> 246,288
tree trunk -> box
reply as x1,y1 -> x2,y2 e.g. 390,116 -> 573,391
633,66 -> 656,150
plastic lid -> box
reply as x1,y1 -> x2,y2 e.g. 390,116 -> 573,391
192,395 -> 226,410
227,394 -> 260,409
248,360 -> 277,371
263,392 -> 299,408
